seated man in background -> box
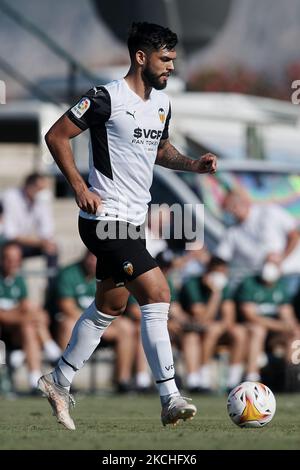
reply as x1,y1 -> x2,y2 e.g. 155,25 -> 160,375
0,242 -> 61,392
1,173 -> 58,281
237,257 -> 300,382
216,188 -> 300,281
180,256 -> 246,392
54,250 -> 136,392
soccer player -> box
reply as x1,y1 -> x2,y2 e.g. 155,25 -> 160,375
38,22 -> 217,430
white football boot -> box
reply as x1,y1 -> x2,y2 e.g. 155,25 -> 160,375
161,395 -> 197,426
38,373 -> 76,430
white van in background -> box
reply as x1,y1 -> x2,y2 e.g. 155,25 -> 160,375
0,101 -> 65,178
0,100 -> 92,190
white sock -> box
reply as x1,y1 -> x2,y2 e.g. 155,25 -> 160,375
43,340 -> 61,362
227,363 -> 244,389
140,303 -> 179,398
245,372 -> 261,382
54,301 -> 116,387
186,372 -> 201,388
136,371 -> 152,388
29,370 -> 42,389
198,364 -> 212,388
9,349 -> 25,368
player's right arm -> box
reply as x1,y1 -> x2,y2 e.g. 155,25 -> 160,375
45,115 -> 101,214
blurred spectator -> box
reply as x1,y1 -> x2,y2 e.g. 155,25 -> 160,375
180,256 -> 246,392
177,243 -> 211,282
0,242 -> 61,392
1,173 -> 58,280
53,251 -> 136,392
216,189 -> 300,280
237,256 -> 300,382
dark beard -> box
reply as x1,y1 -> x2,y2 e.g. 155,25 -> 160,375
142,67 -> 167,90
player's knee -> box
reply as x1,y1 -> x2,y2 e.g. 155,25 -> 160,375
143,285 -> 171,304
99,304 -> 127,317
158,287 -> 171,303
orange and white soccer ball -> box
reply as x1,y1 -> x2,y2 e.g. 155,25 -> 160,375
227,381 -> 276,428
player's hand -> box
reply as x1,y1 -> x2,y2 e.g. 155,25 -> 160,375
75,188 -> 102,214
193,153 -> 217,174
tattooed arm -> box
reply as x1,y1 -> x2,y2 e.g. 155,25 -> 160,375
155,138 -> 217,174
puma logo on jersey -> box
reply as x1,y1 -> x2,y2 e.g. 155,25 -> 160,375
126,110 -> 136,120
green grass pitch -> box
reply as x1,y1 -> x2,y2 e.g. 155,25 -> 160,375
0,393 -> 299,450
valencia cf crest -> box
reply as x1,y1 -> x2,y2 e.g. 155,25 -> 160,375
158,108 -> 166,123
123,261 -> 134,276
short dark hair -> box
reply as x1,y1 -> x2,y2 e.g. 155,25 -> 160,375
24,172 -> 45,187
206,256 -> 227,272
127,22 -> 178,60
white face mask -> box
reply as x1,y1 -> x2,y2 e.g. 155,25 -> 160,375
261,262 -> 281,283
35,189 -> 52,203
207,271 -> 228,290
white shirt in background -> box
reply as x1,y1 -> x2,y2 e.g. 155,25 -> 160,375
216,204 -> 300,275
2,188 -> 54,240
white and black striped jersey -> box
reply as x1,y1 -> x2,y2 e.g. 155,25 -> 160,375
66,78 -> 171,226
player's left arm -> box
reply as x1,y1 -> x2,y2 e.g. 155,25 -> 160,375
155,138 -> 217,174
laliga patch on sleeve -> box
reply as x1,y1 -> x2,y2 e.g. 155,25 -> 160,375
71,97 -> 91,119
